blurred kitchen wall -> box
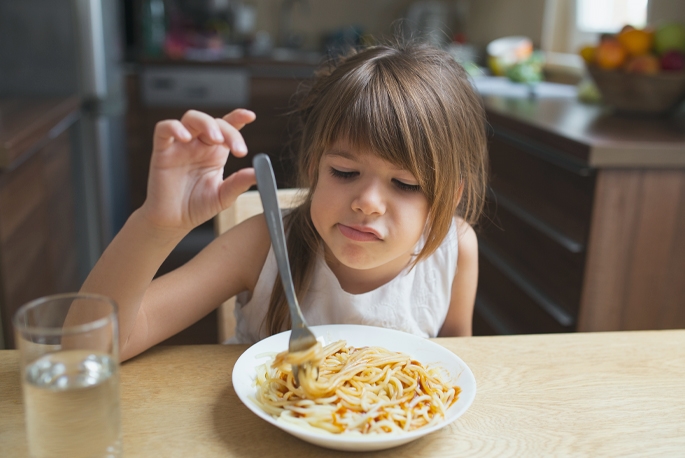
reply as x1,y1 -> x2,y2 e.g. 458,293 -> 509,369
242,0 -> 685,60
239,0 -> 462,50
649,0 -> 685,24
466,0 -> 546,49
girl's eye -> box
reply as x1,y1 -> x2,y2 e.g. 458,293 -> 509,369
393,179 -> 422,193
329,167 -> 358,179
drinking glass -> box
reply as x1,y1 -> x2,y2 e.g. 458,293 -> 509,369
13,293 -> 122,458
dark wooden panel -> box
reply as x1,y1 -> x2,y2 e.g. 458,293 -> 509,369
42,132 -> 79,293
0,153 -> 52,347
2,202 -> 50,292
472,302 -> 499,336
488,132 -> 596,246
0,97 -> 80,168
0,128 -> 79,348
480,198 -> 587,316
0,153 -> 44,243
477,253 -> 574,335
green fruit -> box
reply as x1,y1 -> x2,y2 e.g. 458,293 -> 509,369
506,62 -> 543,84
654,23 -> 685,55
506,52 -> 545,84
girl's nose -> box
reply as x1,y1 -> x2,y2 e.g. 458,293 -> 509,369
351,179 -> 386,215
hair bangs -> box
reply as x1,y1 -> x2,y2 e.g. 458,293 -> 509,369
317,59 -> 428,182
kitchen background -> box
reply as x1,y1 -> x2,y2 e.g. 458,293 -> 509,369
0,0 -> 684,348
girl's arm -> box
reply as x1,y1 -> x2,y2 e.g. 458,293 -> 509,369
80,109 -> 263,361
82,212 -> 270,361
439,220 -> 479,337
131,215 -> 270,357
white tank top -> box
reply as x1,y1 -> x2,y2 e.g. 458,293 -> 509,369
228,218 -> 459,344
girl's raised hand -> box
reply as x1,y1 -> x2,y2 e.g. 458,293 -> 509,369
142,109 -> 257,232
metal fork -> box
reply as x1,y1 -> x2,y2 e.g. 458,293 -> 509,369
253,153 -> 318,385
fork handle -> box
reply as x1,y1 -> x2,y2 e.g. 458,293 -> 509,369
253,154 -> 308,329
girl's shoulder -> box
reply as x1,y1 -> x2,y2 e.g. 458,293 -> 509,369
441,216 -> 477,250
454,216 -> 477,243
434,216 -> 477,269
453,217 -> 478,268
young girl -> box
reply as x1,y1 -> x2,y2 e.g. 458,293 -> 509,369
81,41 -> 488,361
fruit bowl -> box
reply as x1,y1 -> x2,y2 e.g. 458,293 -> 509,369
587,65 -> 685,115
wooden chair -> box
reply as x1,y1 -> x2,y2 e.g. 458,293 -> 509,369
213,189 -> 306,343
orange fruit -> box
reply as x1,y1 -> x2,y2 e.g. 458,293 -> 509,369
595,39 -> 627,69
618,29 -> 654,56
579,45 -> 596,64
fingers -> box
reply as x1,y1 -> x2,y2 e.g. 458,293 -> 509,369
222,109 -> 256,130
215,118 -> 248,158
153,120 -> 192,151
218,168 -> 256,210
180,110 -> 225,146
155,109 -> 254,155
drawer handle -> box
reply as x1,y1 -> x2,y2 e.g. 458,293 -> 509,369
492,127 -> 593,177
48,110 -> 80,141
475,295 -> 518,335
3,111 -> 80,172
184,86 -> 210,98
151,77 -> 174,90
479,241 -> 575,327
488,188 -> 584,253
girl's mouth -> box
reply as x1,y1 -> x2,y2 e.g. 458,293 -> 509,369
337,224 -> 382,242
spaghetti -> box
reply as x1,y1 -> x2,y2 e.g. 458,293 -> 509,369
253,340 -> 460,434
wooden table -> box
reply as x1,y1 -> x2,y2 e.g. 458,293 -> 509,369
2,331 -> 684,457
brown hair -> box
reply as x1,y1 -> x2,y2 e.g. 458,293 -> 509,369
263,40 -> 488,336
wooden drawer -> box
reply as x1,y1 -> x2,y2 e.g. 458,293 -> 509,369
0,130 -> 79,347
480,197 -> 586,316
475,254 -> 574,335
42,132 -> 78,292
474,127 -> 598,335
488,129 -> 596,245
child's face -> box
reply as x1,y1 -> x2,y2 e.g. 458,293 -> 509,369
310,140 -> 429,275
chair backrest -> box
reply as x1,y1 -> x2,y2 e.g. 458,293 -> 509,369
214,188 -> 306,343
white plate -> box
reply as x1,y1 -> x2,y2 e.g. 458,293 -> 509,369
232,324 -> 476,452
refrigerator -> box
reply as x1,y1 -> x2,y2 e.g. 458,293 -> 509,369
0,0 -> 130,277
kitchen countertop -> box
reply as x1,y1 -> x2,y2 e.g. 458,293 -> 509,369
1,330 -> 684,457
478,79 -> 685,168
0,97 -> 80,170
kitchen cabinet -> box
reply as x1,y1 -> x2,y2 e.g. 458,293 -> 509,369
0,98 -> 81,348
474,94 -> 685,335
